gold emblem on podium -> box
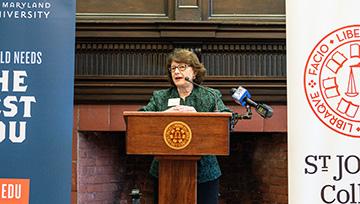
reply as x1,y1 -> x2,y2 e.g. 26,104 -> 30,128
163,121 -> 192,150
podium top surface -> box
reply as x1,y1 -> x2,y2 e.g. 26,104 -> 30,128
123,111 -> 232,117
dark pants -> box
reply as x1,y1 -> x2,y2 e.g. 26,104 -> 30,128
153,178 -> 219,204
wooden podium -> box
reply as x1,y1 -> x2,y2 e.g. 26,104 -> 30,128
123,111 -> 232,204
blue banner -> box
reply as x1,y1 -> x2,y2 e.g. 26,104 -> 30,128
0,0 -> 75,203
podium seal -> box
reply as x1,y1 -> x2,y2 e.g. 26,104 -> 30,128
163,121 -> 192,150
304,25 -> 360,138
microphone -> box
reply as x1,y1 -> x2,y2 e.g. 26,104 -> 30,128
231,86 -> 273,118
185,77 -> 219,111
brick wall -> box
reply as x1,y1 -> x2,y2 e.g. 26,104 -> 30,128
78,132 -> 154,204
77,132 -> 287,204
219,133 -> 288,204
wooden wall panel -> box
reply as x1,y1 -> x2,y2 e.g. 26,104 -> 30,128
211,0 -> 284,14
176,0 -> 201,20
77,0 -> 173,20
203,0 -> 285,21
76,0 -> 285,22
178,0 -> 200,8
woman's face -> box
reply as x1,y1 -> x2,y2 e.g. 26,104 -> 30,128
169,61 -> 195,88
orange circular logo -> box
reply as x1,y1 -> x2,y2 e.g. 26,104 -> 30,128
304,25 -> 360,138
163,121 -> 192,150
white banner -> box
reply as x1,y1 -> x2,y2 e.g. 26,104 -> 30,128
287,1 -> 360,203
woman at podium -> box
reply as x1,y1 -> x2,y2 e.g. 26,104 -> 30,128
140,48 -> 231,204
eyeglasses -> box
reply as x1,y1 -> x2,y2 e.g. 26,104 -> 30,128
168,64 -> 189,73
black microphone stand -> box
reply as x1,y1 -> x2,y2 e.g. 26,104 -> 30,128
231,105 -> 252,130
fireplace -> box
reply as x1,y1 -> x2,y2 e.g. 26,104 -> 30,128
76,131 -> 287,204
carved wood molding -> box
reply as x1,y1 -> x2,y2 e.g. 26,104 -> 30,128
74,38 -> 286,104
76,21 -> 285,39
74,76 -> 286,104
75,41 -> 286,77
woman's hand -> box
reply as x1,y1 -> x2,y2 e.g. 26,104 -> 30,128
164,105 -> 197,112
